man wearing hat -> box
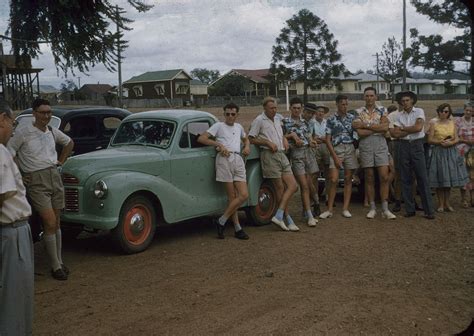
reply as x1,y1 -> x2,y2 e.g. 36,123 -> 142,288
389,91 -> 435,219
281,97 -> 319,227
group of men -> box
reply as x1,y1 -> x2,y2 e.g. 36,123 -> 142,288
201,88 -> 436,239
1,99 -> 73,335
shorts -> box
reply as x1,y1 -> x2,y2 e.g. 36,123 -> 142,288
290,147 -> 319,176
358,135 -> 389,168
215,153 -> 246,182
314,143 -> 330,167
329,143 -> 359,170
25,167 -> 65,211
260,150 -> 292,179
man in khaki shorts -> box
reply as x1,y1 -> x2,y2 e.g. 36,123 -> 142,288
249,97 -> 298,231
8,98 -> 74,280
320,95 -> 358,219
353,87 -> 396,220
198,102 -> 250,240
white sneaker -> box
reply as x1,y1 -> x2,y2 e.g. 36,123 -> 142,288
307,217 -> 318,227
319,211 -> 333,219
271,216 -> 289,231
342,210 -> 352,218
287,223 -> 300,232
366,209 -> 377,219
382,210 -> 396,220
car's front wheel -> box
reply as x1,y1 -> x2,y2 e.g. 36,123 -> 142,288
245,180 -> 278,226
112,195 -> 157,254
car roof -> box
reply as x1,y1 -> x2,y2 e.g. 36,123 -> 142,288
19,106 -> 131,119
124,110 -> 217,123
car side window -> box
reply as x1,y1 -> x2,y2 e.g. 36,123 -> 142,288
179,121 -> 211,149
102,116 -> 122,137
66,116 -> 97,138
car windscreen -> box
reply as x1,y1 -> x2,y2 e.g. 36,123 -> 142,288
15,115 -> 61,128
112,120 -> 175,148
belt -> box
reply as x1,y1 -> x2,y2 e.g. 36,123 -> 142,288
400,138 -> 424,143
0,218 -> 29,228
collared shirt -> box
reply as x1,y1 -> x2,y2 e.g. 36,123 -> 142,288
7,122 -> 71,173
395,107 -> 426,140
387,110 -> 401,140
0,144 -> 31,224
355,105 -> 387,137
249,112 -> 285,150
326,112 -> 356,146
281,116 -> 311,147
310,118 -> 327,139
206,122 -> 245,153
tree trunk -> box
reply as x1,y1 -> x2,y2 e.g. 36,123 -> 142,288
461,0 -> 473,100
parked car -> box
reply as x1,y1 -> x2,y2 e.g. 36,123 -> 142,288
60,110 -> 277,254
16,106 -> 131,242
16,106 -> 131,155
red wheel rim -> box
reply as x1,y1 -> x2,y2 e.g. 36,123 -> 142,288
123,204 -> 152,245
255,185 -> 276,221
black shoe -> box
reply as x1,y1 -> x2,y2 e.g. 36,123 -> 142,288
313,203 -> 321,217
215,219 -> 225,239
61,264 -> 70,276
424,214 -> 435,220
404,212 -> 416,218
234,230 -> 249,240
51,268 -> 68,281
392,201 -> 401,213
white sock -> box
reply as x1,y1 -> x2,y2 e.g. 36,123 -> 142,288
55,229 -> 63,265
234,223 -> 242,232
44,234 -> 61,271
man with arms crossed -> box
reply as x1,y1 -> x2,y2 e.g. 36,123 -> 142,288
8,98 -> 74,280
320,95 -> 358,219
282,97 -> 318,227
249,97 -> 298,231
0,101 -> 34,335
198,103 -> 250,240
353,87 -> 396,219
389,91 -> 435,219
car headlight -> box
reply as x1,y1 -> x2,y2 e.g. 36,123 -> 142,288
93,180 -> 108,199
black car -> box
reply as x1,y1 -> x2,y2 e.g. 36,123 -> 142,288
15,106 -> 131,241
16,106 -> 132,155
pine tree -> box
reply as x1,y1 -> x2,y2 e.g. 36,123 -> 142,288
270,9 -> 346,103
378,37 -> 403,100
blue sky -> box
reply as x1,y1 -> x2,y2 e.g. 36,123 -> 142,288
0,0 -> 463,88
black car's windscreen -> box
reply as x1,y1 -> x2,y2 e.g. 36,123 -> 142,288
112,120 -> 175,148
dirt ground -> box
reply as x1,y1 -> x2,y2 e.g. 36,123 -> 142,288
32,99 -> 474,335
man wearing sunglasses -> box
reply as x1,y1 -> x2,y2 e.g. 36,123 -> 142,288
198,103 -> 250,240
8,98 -> 74,280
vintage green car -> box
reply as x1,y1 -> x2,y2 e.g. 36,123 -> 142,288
61,110 -> 277,253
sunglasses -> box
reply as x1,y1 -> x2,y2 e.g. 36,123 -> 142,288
225,112 -> 237,117
440,110 -> 450,113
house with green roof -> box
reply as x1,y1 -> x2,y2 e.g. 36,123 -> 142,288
123,69 -> 192,100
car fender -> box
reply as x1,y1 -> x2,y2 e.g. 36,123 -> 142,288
245,159 -> 264,207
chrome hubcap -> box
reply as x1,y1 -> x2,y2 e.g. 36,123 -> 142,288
129,213 -> 144,235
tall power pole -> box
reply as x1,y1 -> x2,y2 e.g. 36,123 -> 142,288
402,0 -> 407,91
116,6 -> 123,108
0,41 -> 9,102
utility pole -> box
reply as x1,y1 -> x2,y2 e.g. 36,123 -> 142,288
116,5 -> 123,108
373,52 -> 380,95
0,41 -> 9,102
77,76 -> 81,88
402,0 -> 407,91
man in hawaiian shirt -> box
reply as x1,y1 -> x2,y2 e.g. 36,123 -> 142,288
353,87 -> 396,220
320,95 -> 358,219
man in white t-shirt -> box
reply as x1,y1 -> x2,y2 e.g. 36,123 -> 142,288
198,103 -> 250,240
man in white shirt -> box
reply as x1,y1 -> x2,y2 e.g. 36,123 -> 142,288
8,98 -> 74,280
0,101 -> 34,335
389,91 -> 435,219
198,103 -> 250,240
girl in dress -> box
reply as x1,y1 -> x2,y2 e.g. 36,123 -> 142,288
455,102 -> 474,207
428,103 -> 468,212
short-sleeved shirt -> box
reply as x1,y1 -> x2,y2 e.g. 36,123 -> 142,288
7,122 -> 71,173
281,117 -> 311,147
206,122 -> 245,153
393,107 -> 426,140
248,112 -> 285,151
0,144 -> 31,224
326,112 -> 356,146
455,116 -> 474,156
355,106 -> 387,137
310,118 -> 327,139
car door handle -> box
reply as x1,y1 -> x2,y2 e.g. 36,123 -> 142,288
96,146 -> 102,150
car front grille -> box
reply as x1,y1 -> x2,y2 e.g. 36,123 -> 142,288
64,188 -> 79,212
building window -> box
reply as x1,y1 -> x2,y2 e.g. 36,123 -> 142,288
410,84 -> 416,91
354,83 -> 358,91
175,83 -> 189,94
154,84 -> 165,95
380,83 -> 386,90
432,84 -> 436,91
133,85 -> 143,97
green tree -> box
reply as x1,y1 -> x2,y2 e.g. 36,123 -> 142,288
190,68 -> 220,84
209,75 -> 249,96
60,79 -> 78,92
270,9 -> 346,103
378,37 -> 403,100
7,0 -> 152,74
409,1 -> 471,76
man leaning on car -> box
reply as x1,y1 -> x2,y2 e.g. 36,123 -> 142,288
8,98 -> 74,281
